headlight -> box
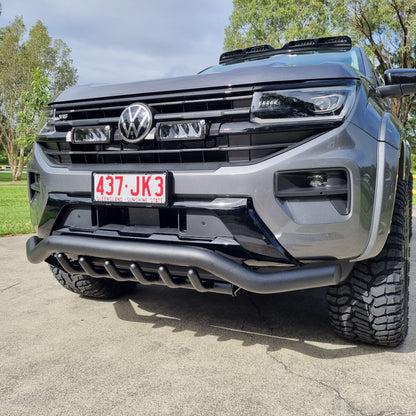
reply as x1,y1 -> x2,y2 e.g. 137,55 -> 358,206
251,86 -> 356,124
38,108 -> 57,136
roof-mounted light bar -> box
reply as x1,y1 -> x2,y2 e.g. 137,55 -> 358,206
282,36 -> 352,52
219,36 -> 352,64
219,44 -> 275,64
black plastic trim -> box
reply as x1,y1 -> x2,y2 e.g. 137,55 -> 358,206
39,193 -> 296,263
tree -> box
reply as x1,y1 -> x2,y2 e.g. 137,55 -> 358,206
224,0 -> 416,136
0,14 -> 78,181
224,0 -> 350,51
350,0 -> 416,137
14,68 -> 52,179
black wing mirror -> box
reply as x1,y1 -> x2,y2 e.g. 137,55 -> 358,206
378,69 -> 416,98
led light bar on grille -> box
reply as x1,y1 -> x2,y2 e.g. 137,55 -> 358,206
156,120 -> 206,141
71,126 -> 111,143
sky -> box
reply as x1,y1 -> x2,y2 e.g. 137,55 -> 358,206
0,0 -> 234,86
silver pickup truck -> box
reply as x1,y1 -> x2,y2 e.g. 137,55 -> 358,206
26,36 -> 414,346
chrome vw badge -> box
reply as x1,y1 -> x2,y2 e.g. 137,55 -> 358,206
119,103 -> 153,143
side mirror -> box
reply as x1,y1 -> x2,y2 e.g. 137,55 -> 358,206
378,69 -> 416,98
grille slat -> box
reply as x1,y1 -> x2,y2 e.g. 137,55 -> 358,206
56,117 -> 120,128
44,142 -> 293,157
154,108 -> 250,121
42,87 -> 325,166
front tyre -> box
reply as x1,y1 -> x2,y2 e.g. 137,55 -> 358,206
327,179 -> 410,347
50,266 -> 137,299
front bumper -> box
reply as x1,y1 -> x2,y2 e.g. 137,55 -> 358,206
26,234 -> 347,295
29,120 -> 394,262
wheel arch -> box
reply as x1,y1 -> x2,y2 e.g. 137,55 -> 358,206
398,139 -> 411,181
354,113 -> 404,261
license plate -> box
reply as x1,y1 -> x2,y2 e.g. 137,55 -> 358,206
93,173 -> 168,205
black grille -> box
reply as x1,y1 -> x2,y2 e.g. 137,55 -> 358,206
39,87 -> 326,166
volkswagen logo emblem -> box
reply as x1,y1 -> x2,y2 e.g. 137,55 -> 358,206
119,103 -> 153,143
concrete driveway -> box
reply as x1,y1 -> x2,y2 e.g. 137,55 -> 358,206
1,234 -> 415,416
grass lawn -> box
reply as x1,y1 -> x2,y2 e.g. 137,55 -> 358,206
0,172 -> 33,236
0,172 -> 27,182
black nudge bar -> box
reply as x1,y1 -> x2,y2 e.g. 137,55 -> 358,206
27,235 -> 344,295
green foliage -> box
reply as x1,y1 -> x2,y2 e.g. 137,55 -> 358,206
0,151 -> 8,165
0,14 -> 78,181
224,0 -> 416,149
224,0 -> 349,50
411,153 -> 416,172
16,68 -> 52,149
224,0 -> 416,72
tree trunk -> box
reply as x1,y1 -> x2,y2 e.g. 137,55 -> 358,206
6,144 -> 25,182
15,147 -> 26,181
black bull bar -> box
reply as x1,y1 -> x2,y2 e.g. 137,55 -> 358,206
26,235 -> 345,295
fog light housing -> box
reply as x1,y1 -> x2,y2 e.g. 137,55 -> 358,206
307,174 -> 328,188
274,169 -> 350,215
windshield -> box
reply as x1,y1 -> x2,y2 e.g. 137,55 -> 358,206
202,48 -> 365,76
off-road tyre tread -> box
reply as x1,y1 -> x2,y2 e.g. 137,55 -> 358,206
327,179 -> 410,347
408,173 -> 413,238
50,265 -> 136,299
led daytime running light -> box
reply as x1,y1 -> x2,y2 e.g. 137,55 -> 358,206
251,86 -> 355,124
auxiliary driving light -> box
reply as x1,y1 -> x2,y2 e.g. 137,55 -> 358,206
71,125 -> 111,144
156,120 -> 206,140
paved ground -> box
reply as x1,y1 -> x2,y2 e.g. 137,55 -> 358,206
1,234 -> 415,416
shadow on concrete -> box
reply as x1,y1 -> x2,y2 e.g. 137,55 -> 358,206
112,284 -> 415,359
